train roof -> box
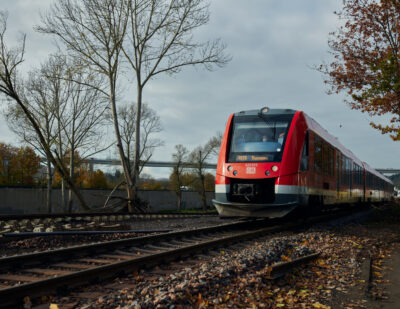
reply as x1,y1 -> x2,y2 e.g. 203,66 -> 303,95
302,111 -> 392,184
234,108 -> 296,117
362,161 -> 392,183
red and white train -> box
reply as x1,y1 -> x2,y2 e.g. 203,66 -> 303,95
213,108 -> 394,217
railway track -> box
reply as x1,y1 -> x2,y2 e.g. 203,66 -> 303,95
0,212 -> 219,235
0,209 -> 369,308
0,218 -> 286,308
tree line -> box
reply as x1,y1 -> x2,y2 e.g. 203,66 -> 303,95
0,140 -> 219,212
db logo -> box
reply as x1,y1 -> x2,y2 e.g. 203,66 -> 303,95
246,167 -> 256,174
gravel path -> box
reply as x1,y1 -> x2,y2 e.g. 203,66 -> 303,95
43,204 -> 400,309
0,214 -> 224,233
0,216 -> 233,257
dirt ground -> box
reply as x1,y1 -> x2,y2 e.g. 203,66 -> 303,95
329,203 -> 400,309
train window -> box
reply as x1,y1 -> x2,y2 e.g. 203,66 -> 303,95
322,142 -> 328,175
367,172 -> 372,187
340,156 -> 353,186
336,151 -> 341,185
313,136 -> 336,177
341,156 -> 344,185
227,114 -> 294,162
353,163 -> 361,185
329,146 -> 334,176
314,136 -> 323,173
348,159 -> 352,186
300,131 -> 309,171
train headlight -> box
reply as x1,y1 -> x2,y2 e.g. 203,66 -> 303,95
233,170 -> 238,176
271,165 -> 278,172
227,165 -> 233,172
260,107 -> 269,114
265,170 -> 270,176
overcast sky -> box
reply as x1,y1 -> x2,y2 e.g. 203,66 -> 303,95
1,0 -> 399,178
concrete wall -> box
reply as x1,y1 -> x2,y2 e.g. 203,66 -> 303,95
0,187 -> 215,214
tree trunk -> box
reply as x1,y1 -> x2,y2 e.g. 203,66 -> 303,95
134,85 -> 142,188
108,79 -> 135,211
67,148 -> 74,213
200,174 -> 207,211
58,138 -> 66,212
60,179 -> 65,212
130,83 -> 143,212
177,191 -> 182,211
46,158 -> 52,213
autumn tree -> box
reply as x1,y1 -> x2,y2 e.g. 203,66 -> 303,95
85,169 -> 109,189
0,11 -> 90,210
203,172 -> 215,192
0,143 -> 41,186
188,134 -> 221,211
320,0 -> 400,140
169,144 -> 189,210
140,174 -> 169,190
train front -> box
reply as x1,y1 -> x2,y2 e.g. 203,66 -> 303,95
212,107 -> 300,217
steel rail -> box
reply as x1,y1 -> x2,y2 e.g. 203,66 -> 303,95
3,230 -> 172,237
0,211 -> 217,221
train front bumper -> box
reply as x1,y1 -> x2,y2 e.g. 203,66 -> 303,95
212,199 -> 297,218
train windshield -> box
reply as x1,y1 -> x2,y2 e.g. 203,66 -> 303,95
228,115 -> 293,163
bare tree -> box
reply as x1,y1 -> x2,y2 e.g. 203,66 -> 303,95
39,0 -> 229,211
117,102 -> 163,176
170,144 -> 189,211
38,54 -> 72,211
58,58 -> 110,212
188,134 -> 221,211
5,73 -> 57,212
0,11 -> 90,210
123,0 -> 230,205
5,53 -> 109,213
103,101 -> 163,209
37,0 -> 138,209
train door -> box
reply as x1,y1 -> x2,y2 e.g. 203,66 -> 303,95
299,131 -> 309,205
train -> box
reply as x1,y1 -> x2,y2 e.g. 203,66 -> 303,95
212,107 -> 394,217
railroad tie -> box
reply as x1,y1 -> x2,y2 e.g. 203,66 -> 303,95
52,263 -> 92,270
0,274 -> 39,283
24,268 -> 72,276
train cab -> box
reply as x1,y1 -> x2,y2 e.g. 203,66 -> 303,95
213,108 -> 303,217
